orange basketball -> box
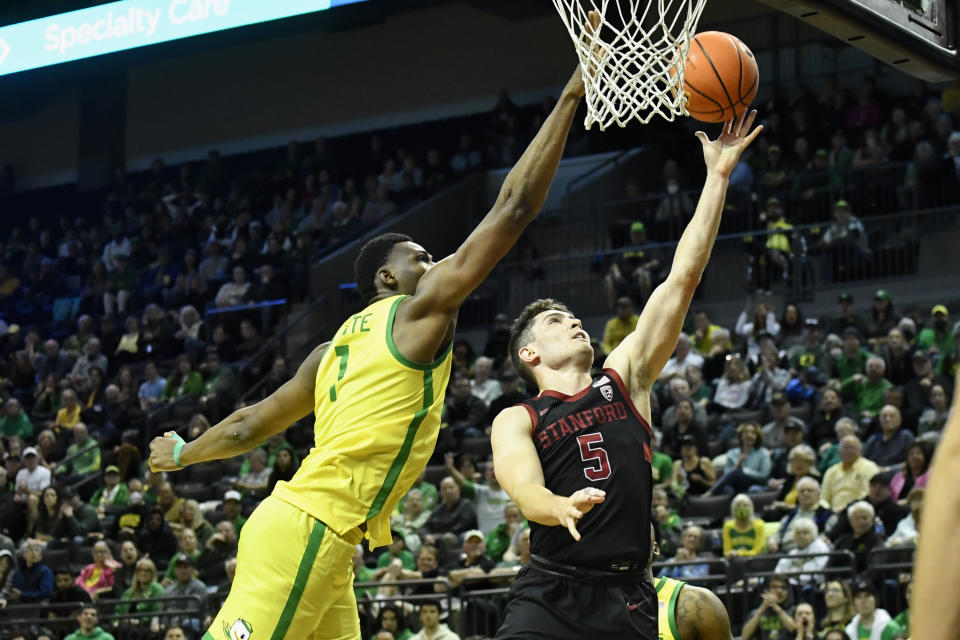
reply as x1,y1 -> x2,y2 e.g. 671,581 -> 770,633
682,31 -> 759,123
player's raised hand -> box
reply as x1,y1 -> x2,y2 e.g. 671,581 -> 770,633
695,108 -> 762,178
553,487 -> 606,542
148,431 -> 183,472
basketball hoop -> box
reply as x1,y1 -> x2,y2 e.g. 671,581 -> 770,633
551,0 -> 708,130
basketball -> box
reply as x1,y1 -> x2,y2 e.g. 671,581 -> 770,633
682,31 -> 759,123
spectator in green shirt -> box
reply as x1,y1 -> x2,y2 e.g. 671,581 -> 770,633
842,356 -> 893,418
90,465 -> 130,511
58,423 -> 101,477
163,355 -> 203,402
0,398 -> 32,439
115,558 -> 165,621
376,529 -> 416,570
352,544 -> 376,600
64,605 -> 115,640
221,490 -> 247,534
835,328 -> 871,381
917,305 -> 956,372
199,352 -> 237,422
485,503 -> 526,562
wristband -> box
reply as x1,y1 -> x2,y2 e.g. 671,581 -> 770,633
169,432 -> 186,468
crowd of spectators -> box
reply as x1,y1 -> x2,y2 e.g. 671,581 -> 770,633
0,74 -> 958,639
604,76 -> 960,307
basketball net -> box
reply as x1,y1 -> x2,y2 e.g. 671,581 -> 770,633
551,0 -> 708,129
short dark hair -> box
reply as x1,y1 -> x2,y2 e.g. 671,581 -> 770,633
651,509 -> 662,549
508,298 -> 573,386
419,599 -> 441,613
354,233 -> 412,303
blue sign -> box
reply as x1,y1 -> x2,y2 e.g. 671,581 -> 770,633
0,0 -> 369,77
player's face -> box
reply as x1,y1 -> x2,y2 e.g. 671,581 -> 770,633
386,242 -> 434,295
525,310 -> 592,370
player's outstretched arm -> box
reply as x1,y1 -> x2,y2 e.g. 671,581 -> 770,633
912,373 -> 960,640
676,585 -> 735,640
401,67 -> 586,323
147,342 -> 329,471
491,406 -> 604,541
605,111 -> 762,392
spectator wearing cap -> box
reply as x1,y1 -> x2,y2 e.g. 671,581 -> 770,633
917,305 -> 956,370
221,490 -> 247,534
762,393 -> 807,450
863,405 -> 915,468
865,290 -> 899,344
842,355 -> 893,419
0,398 -> 32,440
90,465 -> 129,512
601,296 -> 639,355
163,553 -> 207,625
14,447 -> 51,500
829,292 -> 865,337
58,423 -> 101,477
821,435 -> 880,512
789,318 -> 831,373
835,328 -> 870,381
846,580 -> 901,640
603,221 -> 665,309
902,349 -> 953,412
818,200 -> 869,282
447,529 -> 495,582
671,433 -> 715,499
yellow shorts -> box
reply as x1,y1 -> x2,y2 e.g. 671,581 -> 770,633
203,495 -> 363,640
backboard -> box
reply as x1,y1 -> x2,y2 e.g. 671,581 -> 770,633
757,0 -> 959,81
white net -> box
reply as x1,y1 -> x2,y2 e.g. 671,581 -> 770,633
551,0 -> 708,130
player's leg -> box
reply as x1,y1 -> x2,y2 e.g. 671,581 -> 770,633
203,495 -> 359,640
309,571 -> 362,640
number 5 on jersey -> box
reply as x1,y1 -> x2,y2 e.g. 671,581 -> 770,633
328,345 -> 349,402
577,433 -> 611,481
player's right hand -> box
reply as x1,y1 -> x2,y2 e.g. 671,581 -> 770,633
554,487 -> 605,542
148,432 -> 182,472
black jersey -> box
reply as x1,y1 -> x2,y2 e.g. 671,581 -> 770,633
518,368 -> 653,570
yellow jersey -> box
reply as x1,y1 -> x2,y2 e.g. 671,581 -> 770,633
656,576 -> 685,640
272,295 -> 452,549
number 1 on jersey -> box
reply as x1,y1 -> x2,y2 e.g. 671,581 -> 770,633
328,345 -> 349,402
577,433 -> 611,481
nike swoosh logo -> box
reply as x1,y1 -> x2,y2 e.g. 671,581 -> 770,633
626,603 -> 641,611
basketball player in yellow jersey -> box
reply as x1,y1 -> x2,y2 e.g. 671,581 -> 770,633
649,517 -> 734,640
146,60 -> 593,640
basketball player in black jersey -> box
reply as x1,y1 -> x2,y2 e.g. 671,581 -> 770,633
491,109 -> 761,640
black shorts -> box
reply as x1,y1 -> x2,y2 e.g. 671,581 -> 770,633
494,559 -> 657,640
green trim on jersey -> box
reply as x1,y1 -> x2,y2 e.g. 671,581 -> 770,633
655,576 -> 685,640
365,367 -> 435,520
385,295 -> 454,370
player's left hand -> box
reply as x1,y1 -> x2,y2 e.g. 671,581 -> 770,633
148,432 -> 183,472
554,487 -> 606,542
696,108 -> 762,178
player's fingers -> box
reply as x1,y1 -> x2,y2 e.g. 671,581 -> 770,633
743,124 -> 765,146
564,517 -> 582,542
587,9 -> 601,33
743,108 -> 758,134
694,131 -> 709,146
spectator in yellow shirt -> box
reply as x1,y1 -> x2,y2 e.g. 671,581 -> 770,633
722,493 -> 766,558
601,296 -> 639,355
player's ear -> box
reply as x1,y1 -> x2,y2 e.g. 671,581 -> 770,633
518,344 -> 538,368
377,266 -> 397,290
652,540 -> 661,559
